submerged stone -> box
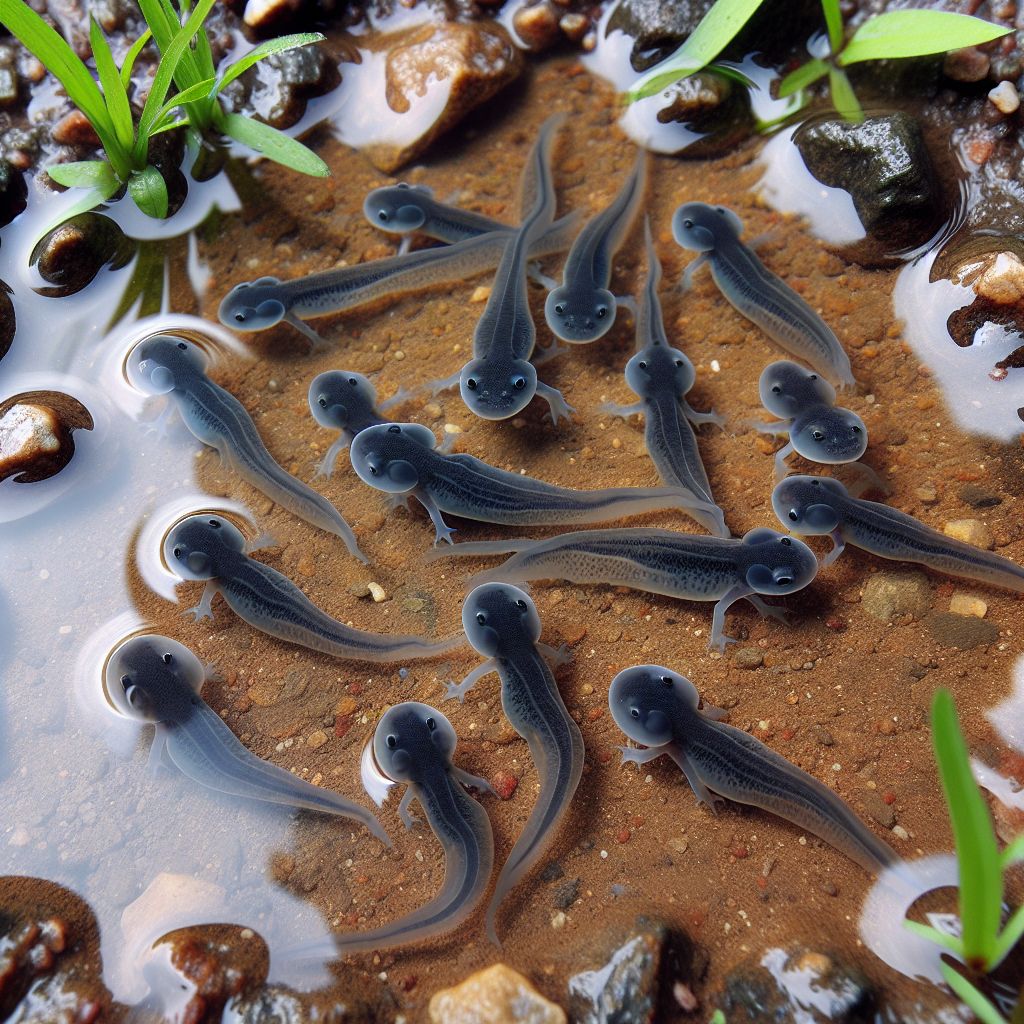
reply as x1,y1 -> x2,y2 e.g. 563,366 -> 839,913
568,919 -> 673,1024
0,160 -> 27,229
795,112 -> 942,264
428,963 -> 567,1024
364,22 -> 523,173
926,611 -> 999,649
0,392 -> 92,485
31,213 -> 135,298
720,946 -> 875,1023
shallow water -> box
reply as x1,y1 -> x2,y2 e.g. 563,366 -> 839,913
2,13 -> 1024,1022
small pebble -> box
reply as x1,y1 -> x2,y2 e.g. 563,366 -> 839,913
949,592 -> 987,618
470,286 -> 491,302
368,582 -> 388,602
988,80 -> 1020,114
943,519 -> 994,550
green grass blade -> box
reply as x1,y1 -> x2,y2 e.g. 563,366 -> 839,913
119,28 -> 152,89
940,962 -> 1008,1024
219,112 -> 329,176
213,33 -> 324,95
991,903 -> 1024,970
932,688 -> 1002,967
134,0 -> 217,149
46,159 -> 118,191
839,10 -> 1012,66
627,0 -> 765,101
149,116 -> 189,136
135,0 -> 179,52
820,0 -> 844,54
191,13 -> 216,79
778,58 -> 829,97
155,76 -> 215,120
127,164 -> 168,218
2,0 -> 127,170
1002,836 -> 1024,870
903,918 -> 965,957
88,18 -> 134,149
828,67 -> 864,122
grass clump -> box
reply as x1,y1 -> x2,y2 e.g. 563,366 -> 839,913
1,0 -> 328,220
905,688 -> 1024,1023
627,0 -> 1011,122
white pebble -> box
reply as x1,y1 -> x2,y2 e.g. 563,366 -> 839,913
367,581 -> 387,603
989,80 -> 1020,114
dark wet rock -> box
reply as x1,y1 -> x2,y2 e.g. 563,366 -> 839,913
0,391 -> 93,485
0,282 -> 14,363
513,0 -> 562,52
926,611 -> 999,649
795,112 -> 943,264
0,160 -> 27,229
365,21 -> 523,173
860,570 -> 931,621
943,46 -> 991,83
959,483 -> 1002,508
720,946 -> 876,1023
553,877 -> 580,909
242,0 -> 302,33
654,71 -> 753,159
606,0 -> 713,72
234,42 -> 341,131
568,917 -> 699,1024
31,213 -> 135,297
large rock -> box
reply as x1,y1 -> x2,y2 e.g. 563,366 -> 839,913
720,946 -> 875,1023
428,964 -> 566,1024
364,22 -> 523,173
31,213 -> 135,298
860,571 -> 931,622
795,112 -> 943,263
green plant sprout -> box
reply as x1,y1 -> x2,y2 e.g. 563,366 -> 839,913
904,688 -> 1024,1023
0,0 -> 326,221
627,0 -> 1011,123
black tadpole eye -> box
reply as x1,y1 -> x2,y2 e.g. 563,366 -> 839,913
675,359 -> 683,367
426,717 -> 436,731
852,425 -> 862,433
386,734 -> 397,749
812,430 -> 825,441
771,384 -> 781,394
209,519 -> 220,528
516,599 -> 527,610
466,378 -> 477,390
554,303 -> 565,315
234,313 -> 245,322
162,653 -> 172,664
777,576 -> 793,585
788,510 -> 799,521
177,341 -> 187,350
683,218 -> 693,229
369,466 -> 379,476
120,674 -> 130,687
780,537 -> 792,546
388,425 -> 401,434
349,378 -> 358,386
596,307 -> 608,319
639,360 -> 647,369
476,612 -> 486,625
173,547 -> 182,557
630,707 -> 640,719
809,374 -> 818,380
378,210 -> 389,222
661,675 -> 673,687
318,397 -> 327,408
811,479 -> 821,487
